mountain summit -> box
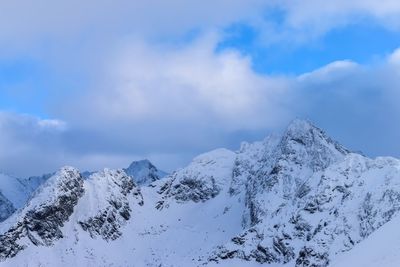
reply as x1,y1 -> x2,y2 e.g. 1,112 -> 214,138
0,119 -> 399,267
124,159 -> 168,186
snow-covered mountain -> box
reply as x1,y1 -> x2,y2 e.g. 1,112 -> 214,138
0,171 -> 61,223
0,159 -> 166,223
0,119 -> 399,267
209,120 -> 400,266
124,159 -> 168,186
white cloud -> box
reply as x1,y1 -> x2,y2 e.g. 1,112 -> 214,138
68,34 -> 291,131
0,0 -> 264,48
1,0 -> 400,55
282,0 -> 400,27
0,34 -> 294,176
1,1 -> 400,177
388,48 -> 400,65
298,60 -> 359,82
0,112 -> 179,176
37,119 -> 67,130
0,113 -> 66,176
238,0 -> 400,46
7,0 -> 400,56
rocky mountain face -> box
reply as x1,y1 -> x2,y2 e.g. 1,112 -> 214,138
0,167 -> 84,259
156,149 -> 235,208
77,169 -> 144,241
210,120 -> 400,266
0,167 -> 144,263
0,119 -> 399,267
0,160 -> 165,223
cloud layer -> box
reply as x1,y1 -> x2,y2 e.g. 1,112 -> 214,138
1,39 -> 399,177
1,2 -> 400,176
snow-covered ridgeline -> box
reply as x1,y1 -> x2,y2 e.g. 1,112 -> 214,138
0,119 -> 399,267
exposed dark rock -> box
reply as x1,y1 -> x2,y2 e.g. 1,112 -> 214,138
78,169 -> 143,241
295,246 -> 329,267
0,167 -> 84,260
172,176 -> 220,203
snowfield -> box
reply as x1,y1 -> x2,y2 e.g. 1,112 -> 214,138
331,213 -> 400,267
0,119 -> 399,267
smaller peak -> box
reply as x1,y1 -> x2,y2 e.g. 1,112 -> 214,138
124,159 -> 167,186
127,159 -> 153,168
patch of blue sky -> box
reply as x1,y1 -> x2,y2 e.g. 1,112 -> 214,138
218,21 -> 400,75
0,58 -> 49,117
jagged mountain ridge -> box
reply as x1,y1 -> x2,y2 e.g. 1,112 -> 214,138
0,167 -> 144,262
211,121 -> 400,266
0,119 -> 399,267
0,160 -> 166,223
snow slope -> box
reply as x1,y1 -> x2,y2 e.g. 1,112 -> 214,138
331,213 -> 400,267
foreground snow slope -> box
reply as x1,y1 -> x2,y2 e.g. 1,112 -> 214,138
331,213 -> 400,267
0,119 -> 399,267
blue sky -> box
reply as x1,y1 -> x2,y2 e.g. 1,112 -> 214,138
220,21 -> 400,74
0,1 -> 399,176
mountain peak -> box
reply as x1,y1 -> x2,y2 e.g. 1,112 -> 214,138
127,159 -> 152,168
1,121 -> 400,266
263,119 -> 351,174
282,119 -> 349,154
124,159 -> 168,186
283,119 -> 332,142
